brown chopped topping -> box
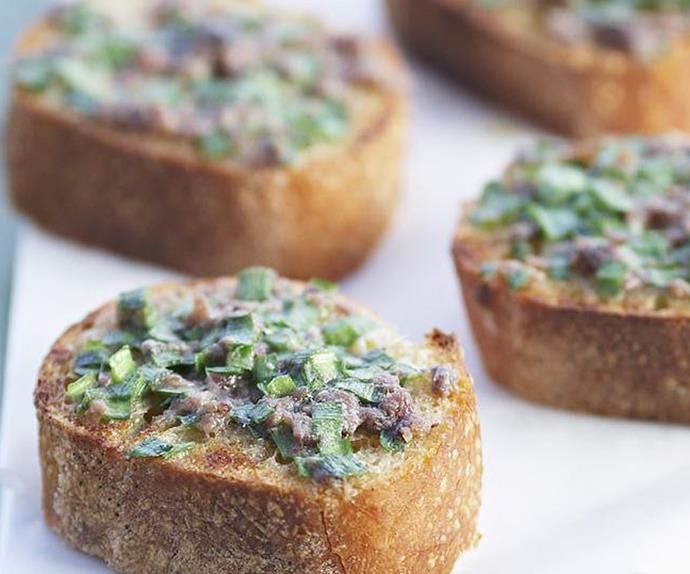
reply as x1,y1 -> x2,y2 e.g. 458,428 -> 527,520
431,365 -> 459,396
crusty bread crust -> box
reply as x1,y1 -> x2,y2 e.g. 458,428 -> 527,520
387,0 -> 690,136
453,238 -> 690,423
6,22 -> 407,281
35,279 -> 482,574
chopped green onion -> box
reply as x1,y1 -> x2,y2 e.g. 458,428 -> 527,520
589,179 -> 633,213
309,278 -> 337,291
202,313 -> 255,347
73,349 -> 109,376
198,130 -> 235,159
526,205 -> 579,241
507,267 -> 530,290
596,261 -> 627,297
236,267 -> 276,301
253,354 -> 279,384
294,453 -> 366,480
126,436 -> 194,459
334,379 -> 378,403
227,344 -> 255,373
303,350 -> 339,390
14,59 -> 51,92
313,403 -> 350,456
263,374 -> 296,397
380,430 -> 405,453
322,316 -> 370,347
271,425 -> 297,460
232,401 -> 274,426
108,346 -> 137,384
151,348 -> 194,369
66,373 -> 97,403
117,289 -> 156,331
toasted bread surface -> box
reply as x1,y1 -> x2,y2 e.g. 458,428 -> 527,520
35,277 -> 481,573
453,135 -> 690,422
7,4 -> 407,280
386,0 -> 690,136
454,248 -> 690,422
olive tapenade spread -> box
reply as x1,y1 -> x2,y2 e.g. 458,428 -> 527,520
467,135 -> 690,304
476,0 -> 690,58
13,1 -> 390,165
65,269 -> 456,482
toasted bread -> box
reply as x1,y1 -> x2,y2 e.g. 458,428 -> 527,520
453,135 -> 690,422
35,274 -> 481,573
386,0 -> 690,136
6,2 -> 407,280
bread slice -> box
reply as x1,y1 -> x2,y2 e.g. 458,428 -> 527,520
6,2 -> 407,280
35,273 -> 481,573
386,0 -> 690,136
453,134 -> 690,422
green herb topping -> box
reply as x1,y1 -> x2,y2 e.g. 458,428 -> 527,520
65,270 -> 455,481
468,136 -> 690,300
13,1 -> 392,165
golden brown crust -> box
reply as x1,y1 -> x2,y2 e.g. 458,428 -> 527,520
35,279 -> 481,574
5,22 -> 407,281
453,238 -> 690,423
386,0 -> 690,136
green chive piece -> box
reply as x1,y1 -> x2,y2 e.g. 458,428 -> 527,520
313,403 -> 350,456
589,179 -> 634,213
380,430 -> 405,453
14,59 -> 51,92
126,437 -> 194,459
334,379 -> 378,403
271,425 -> 297,460
227,344 -> 255,373
232,401 -> 275,426
203,313 -> 256,347
117,289 -> 156,331
151,348 -> 194,369
108,346 -> 137,384
303,350 -> 339,390
322,316 -> 370,348
236,267 -> 276,301
507,268 -> 530,290
596,261 -> 627,297
101,399 -> 132,421
253,354 -> 278,384
263,374 -> 296,398
198,130 -> 235,159
526,205 -> 579,241
294,453 -> 366,479
309,278 -> 338,292
73,348 -> 109,376
66,373 -> 97,403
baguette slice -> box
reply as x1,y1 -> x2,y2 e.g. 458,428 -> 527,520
386,0 -> 690,136
35,275 -> 481,574
7,3 -> 407,280
453,135 -> 690,423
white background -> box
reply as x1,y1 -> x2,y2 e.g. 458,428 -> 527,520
2,1 -> 690,572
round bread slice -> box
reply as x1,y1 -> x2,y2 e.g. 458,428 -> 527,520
35,270 -> 481,574
454,134 -> 690,422
386,0 -> 690,136
6,1 -> 407,280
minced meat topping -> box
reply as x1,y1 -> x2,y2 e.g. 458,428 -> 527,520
65,268 -> 454,481
468,136 -> 690,301
476,0 -> 690,58
13,1 -> 391,165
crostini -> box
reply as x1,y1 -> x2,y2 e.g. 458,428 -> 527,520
36,268 -> 481,573
7,1 -> 407,280
387,0 -> 690,136
454,134 -> 690,422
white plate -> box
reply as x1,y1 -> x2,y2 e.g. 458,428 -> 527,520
2,1 -> 690,572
